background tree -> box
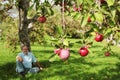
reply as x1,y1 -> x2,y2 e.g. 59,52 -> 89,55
0,0 -> 55,51
0,0 -> 120,52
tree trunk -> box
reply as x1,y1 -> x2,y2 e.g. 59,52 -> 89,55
18,0 -> 31,51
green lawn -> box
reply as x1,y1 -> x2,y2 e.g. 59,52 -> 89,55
0,40 -> 120,80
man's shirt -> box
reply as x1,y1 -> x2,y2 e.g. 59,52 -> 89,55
17,52 -> 37,68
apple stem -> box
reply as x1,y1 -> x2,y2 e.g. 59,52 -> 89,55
95,32 -> 98,35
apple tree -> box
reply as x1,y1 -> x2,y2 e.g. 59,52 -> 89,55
47,0 -> 120,60
0,0 -> 120,56
0,0 -> 55,51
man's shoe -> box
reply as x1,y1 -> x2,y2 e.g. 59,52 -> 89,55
19,72 -> 25,78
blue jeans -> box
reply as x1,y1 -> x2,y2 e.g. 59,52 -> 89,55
16,61 -> 40,74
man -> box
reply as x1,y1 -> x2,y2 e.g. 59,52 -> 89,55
16,45 -> 43,77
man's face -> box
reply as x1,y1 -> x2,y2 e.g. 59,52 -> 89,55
22,46 -> 28,54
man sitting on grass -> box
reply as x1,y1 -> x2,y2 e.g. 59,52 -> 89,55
16,45 -> 43,77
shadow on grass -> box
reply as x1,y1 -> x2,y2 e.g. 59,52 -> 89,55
39,58 -> 120,80
0,62 -> 18,80
0,60 -> 52,80
32,50 -> 53,54
0,57 -> 119,80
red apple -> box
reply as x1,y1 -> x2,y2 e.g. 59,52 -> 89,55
59,49 -> 70,60
73,7 -> 78,11
95,33 -> 104,42
100,0 -> 105,3
73,4 -> 82,12
38,16 -> 46,23
79,47 -> 89,57
87,17 -> 91,22
77,7 -> 82,11
54,48 -> 62,55
105,52 -> 110,56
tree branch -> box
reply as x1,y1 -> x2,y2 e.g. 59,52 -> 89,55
27,13 -> 39,23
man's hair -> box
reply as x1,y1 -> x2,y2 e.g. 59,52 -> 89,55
21,45 -> 28,50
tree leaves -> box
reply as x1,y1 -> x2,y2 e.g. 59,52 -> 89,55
81,13 -> 90,28
63,39 -> 69,46
106,0 -> 115,6
111,8 -> 116,23
46,7 -> 54,16
1,0 -> 120,53
56,25 -> 63,35
77,0 -> 83,6
94,12 -> 103,24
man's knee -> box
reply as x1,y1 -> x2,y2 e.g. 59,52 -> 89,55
28,67 -> 40,73
16,61 -> 24,73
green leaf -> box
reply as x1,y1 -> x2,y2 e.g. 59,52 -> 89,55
50,8 -> 54,15
100,8 -> 111,16
111,8 -> 116,23
94,12 -> 103,24
50,38 -> 58,42
56,25 -> 63,35
70,12 -> 78,17
34,0 -> 40,11
92,24 -> 99,32
104,28 -> 112,36
28,4 -> 34,11
81,14 -> 90,28
117,6 -> 120,12
44,34 -> 51,40
106,0 -> 115,6
77,0 -> 83,6
86,0 -> 94,5
73,12 -> 81,20
63,39 -> 69,46
46,7 -> 54,16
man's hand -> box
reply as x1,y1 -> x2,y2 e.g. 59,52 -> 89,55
16,56 -> 23,62
39,67 -> 43,70
36,61 -> 43,70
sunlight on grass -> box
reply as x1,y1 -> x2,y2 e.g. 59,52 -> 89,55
0,40 -> 120,80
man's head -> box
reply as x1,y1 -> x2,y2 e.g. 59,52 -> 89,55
21,45 -> 28,54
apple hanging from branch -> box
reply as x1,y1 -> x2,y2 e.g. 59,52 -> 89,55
87,17 -> 91,22
59,49 -> 70,60
79,47 -> 89,57
95,33 -> 104,42
54,48 -> 70,60
73,4 -> 82,12
38,15 -> 46,23
104,51 -> 110,56
54,48 -> 62,55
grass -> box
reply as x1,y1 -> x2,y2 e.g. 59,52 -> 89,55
0,39 -> 120,80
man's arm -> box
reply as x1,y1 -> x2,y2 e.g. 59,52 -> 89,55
31,52 -> 43,70
36,61 -> 43,70
16,56 -> 23,62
